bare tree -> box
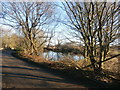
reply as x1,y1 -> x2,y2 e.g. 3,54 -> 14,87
1,2 -> 56,55
62,1 -> 119,72
0,28 -> 11,48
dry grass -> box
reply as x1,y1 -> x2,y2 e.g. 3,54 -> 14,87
13,51 -> 120,87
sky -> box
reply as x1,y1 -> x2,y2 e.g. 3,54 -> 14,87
0,0 -> 119,2
0,1 -> 119,46
0,2 -> 75,45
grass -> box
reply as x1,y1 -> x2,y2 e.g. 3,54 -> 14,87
12,51 -> 120,88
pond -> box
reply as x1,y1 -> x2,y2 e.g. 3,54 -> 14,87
43,51 -> 84,61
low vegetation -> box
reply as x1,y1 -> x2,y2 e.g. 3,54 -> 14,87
12,48 -> 120,88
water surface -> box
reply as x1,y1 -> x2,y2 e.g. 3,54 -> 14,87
43,51 -> 84,61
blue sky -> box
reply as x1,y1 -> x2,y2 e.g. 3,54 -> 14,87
0,1 -> 119,46
0,2 -> 76,45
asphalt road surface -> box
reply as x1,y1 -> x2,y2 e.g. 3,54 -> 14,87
1,50 -> 89,88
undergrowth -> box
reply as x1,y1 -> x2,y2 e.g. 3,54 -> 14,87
12,51 -> 120,88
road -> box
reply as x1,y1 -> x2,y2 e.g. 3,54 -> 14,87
1,50 -> 88,88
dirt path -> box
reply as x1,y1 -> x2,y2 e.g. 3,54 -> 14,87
1,50 -> 88,88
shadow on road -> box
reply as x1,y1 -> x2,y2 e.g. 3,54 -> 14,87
2,72 -> 71,83
2,66 -> 41,71
2,50 -> 106,88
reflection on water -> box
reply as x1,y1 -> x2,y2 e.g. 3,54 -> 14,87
43,51 -> 84,61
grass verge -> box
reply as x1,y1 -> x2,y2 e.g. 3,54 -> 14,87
12,51 -> 119,88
